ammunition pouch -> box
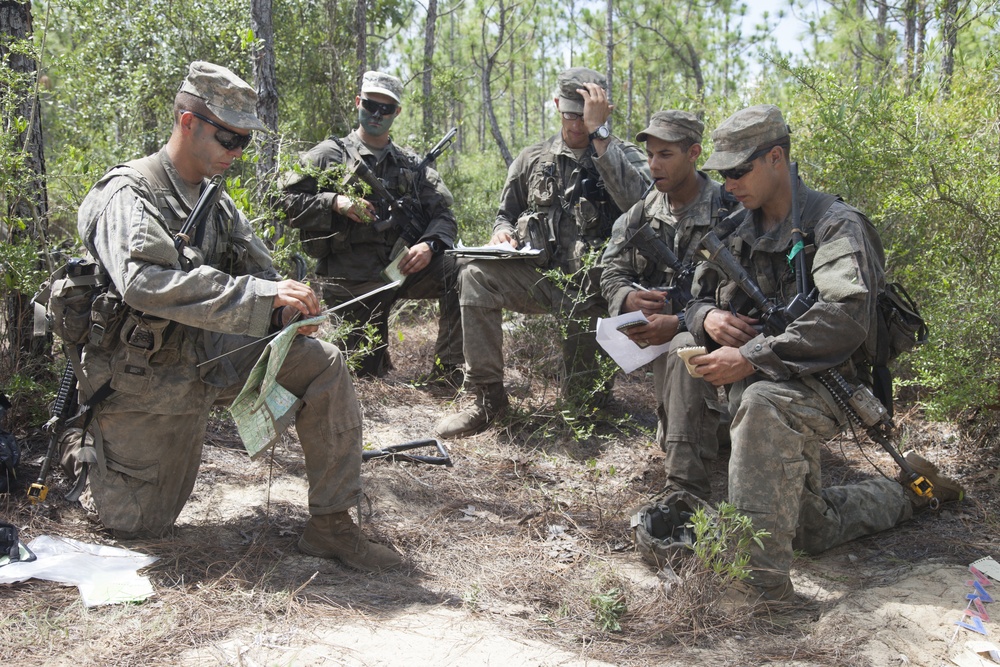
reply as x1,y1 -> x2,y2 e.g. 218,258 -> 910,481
35,258 -> 108,346
109,313 -> 173,395
88,290 -> 127,349
515,211 -> 552,267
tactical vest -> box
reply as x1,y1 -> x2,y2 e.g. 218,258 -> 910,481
125,154 -> 245,273
325,137 -> 423,253
521,136 -> 624,274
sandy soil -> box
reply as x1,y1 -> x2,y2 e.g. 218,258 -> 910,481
3,314 -> 1000,666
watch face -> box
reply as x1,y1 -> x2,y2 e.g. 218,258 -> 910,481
592,125 -> 610,140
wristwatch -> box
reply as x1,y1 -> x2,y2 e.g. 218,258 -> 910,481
426,239 -> 441,254
588,124 -> 611,141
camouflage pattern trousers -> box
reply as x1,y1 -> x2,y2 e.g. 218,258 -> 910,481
86,335 -> 363,537
654,332 -> 728,500
728,377 -> 911,598
320,252 -> 462,377
457,257 -> 607,398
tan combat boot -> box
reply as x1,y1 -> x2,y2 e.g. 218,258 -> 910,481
434,382 -> 508,439
901,450 -> 965,509
298,512 -> 402,572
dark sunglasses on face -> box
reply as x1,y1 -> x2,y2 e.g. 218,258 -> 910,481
360,97 -> 398,116
718,145 -> 779,181
184,110 -> 253,151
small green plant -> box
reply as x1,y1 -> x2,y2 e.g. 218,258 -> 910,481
689,502 -> 769,584
589,588 -> 627,632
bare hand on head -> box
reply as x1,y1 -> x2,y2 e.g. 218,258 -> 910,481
578,83 -> 613,134
334,194 -> 376,223
691,347 -> 755,387
624,288 -> 667,318
272,280 -> 321,336
704,308 -> 758,347
490,230 -> 518,248
398,242 -> 432,275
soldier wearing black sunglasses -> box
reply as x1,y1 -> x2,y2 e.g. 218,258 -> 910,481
281,71 -> 463,384
66,61 -> 403,573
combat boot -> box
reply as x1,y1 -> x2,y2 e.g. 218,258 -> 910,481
298,512 -> 402,572
434,382 -> 508,439
901,450 -> 965,509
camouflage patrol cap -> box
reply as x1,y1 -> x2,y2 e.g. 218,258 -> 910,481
179,61 -> 267,132
556,67 -> 608,114
702,104 -> 790,171
636,110 -> 704,145
361,71 -> 403,104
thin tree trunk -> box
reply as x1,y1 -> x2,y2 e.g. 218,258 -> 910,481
355,0 -> 367,84
604,0 -> 613,133
903,0 -> 916,91
251,0 -> 279,180
939,0 -> 958,96
0,0 -> 48,357
915,1 -> 926,89
422,0 -> 438,141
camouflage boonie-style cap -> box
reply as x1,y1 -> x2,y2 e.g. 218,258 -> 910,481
361,71 -> 403,104
179,61 -> 267,132
556,67 -> 608,114
702,104 -> 790,171
636,110 -> 704,145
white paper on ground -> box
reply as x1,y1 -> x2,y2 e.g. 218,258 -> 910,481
595,313 -> 670,374
0,535 -> 158,607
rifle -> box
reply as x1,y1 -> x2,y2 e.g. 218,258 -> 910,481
698,162 -> 938,507
352,128 -> 458,244
624,222 -> 694,312
27,358 -> 78,503
174,174 -> 224,255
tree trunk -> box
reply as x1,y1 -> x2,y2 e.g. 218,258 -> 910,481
604,0 -> 613,133
355,0 -> 367,83
0,0 -> 48,358
422,0 -> 438,141
939,0 -> 958,96
903,0 -> 916,90
251,0 -> 279,181
915,1 -> 926,89
480,1 -> 513,167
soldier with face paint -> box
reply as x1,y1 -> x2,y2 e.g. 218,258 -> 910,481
282,72 -> 462,382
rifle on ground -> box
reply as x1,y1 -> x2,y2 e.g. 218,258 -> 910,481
698,162 -> 938,507
27,359 -> 78,503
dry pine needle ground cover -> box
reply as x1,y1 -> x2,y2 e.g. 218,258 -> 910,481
2,307 -> 999,666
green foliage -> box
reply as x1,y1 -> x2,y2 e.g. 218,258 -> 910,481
437,150 -> 506,246
589,587 -> 626,632
690,502 -> 769,584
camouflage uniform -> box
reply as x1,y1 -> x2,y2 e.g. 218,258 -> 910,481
73,64 -> 363,538
601,172 -> 733,499
458,130 -> 650,395
688,105 -> 911,599
282,129 -> 461,377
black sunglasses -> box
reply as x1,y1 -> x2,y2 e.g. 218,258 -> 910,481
718,145 -> 779,181
360,97 -> 398,116
184,110 -> 253,151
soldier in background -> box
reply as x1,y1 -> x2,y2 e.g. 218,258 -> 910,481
435,67 -> 651,439
282,71 -> 462,383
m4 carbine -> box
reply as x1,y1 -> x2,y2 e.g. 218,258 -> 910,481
351,127 -> 458,246
698,162 -> 938,507
624,222 -> 694,312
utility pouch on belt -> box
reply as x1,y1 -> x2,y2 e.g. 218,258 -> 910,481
88,291 -> 127,349
110,313 -> 171,395
514,211 -> 552,266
